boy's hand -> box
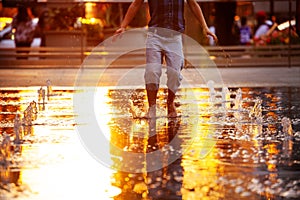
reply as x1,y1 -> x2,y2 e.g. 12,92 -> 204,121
203,27 -> 218,43
112,27 -> 126,42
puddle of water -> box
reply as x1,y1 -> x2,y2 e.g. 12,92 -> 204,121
0,86 -> 299,200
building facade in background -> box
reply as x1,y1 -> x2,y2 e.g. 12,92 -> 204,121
0,0 -> 298,46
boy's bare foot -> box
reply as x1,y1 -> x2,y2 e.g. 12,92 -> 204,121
145,105 -> 156,119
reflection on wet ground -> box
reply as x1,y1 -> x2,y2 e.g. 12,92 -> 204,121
0,86 -> 300,199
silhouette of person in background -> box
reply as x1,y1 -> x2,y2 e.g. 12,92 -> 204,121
239,16 -> 251,45
12,6 -> 36,59
232,15 -> 241,45
254,11 -> 269,41
254,11 -> 278,46
208,11 -> 216,46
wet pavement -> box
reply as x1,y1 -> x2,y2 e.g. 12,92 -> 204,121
1,25 -> 300,200
0,85 -> 300,200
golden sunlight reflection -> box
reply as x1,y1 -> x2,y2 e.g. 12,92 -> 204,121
1,87 -> 299,199
14,125 -> 121,200
1,87 -> 122,200
181,107 -> 220,199
94,87 -> 112,141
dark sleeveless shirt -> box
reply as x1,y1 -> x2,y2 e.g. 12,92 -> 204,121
147,0 -> 185,32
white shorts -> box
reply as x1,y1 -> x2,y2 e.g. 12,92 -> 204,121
145,30 -> 184,93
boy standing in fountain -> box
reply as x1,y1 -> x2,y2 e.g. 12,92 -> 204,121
114,0 -> 217,118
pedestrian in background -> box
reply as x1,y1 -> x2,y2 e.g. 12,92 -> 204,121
240,16 -> 251,45
254,11 -> 278,46
254,11 -> 269,40
12,6 -> 37,59
208,11 -> 216,46
114,0 -> 217,118
232,15 -> 241,45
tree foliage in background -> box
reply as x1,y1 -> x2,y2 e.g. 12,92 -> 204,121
47,4 -> 84,31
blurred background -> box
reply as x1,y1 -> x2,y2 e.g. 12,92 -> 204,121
0,0 -> 299,47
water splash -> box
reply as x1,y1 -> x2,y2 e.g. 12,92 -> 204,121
22,101 -> 38,135
215,41 -> 233,67
281,117 -> 294,164
249,98 -> 263,123
129,99 -> 140,119
281,117 -> 293,137
0,133 -> 11,165
14,114 -> 22,144
234,88 -> 242,110
38,87 -> 46,111
46,79 -> 52,99
221,86 -> 230,109
1,94 -> 41,171
207,80 -> 216,103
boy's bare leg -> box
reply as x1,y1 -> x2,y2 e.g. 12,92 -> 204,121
167,88 -> 177,118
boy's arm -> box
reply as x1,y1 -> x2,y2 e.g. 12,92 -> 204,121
187,0 -> 218,42
115,0 -> 144,34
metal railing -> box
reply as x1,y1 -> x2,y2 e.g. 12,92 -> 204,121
0,45 -> 300,69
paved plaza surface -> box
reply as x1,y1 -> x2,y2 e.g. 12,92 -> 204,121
0,66 -> 299,88
0,38 -> 299,88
